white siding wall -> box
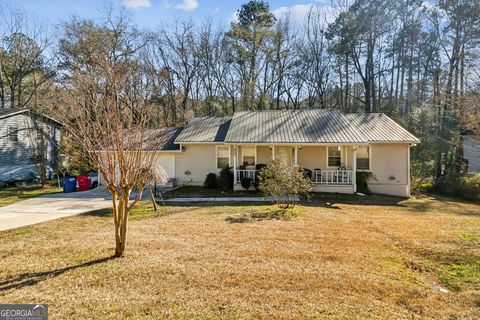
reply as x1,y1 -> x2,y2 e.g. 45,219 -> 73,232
463,136 -> 480,173
0,113 -> 60,168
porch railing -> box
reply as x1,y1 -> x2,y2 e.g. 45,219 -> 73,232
312,170 -> 353,184
233,168 -> 354,185
234,169 -> 258,184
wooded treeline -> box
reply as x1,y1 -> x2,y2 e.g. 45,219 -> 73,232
0,0 -> 479,182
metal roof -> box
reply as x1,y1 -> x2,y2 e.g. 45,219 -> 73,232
224,110 -> 366,144
344,113 -> 420,143
143,128 -> 182,151
175,116 -> 231,143
0,108 -> 62,125
108,128 -> 182,151
0,108 -> 28,119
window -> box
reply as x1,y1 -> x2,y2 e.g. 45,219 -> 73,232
8,126 -> 18,143
36,130 -> 44,144
356,147 -> 370,170
327,147 -> 342,167
242,146 -> 256,165
217,146 -> 229,169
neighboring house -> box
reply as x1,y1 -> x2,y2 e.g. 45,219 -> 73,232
100,110 -> 420,197
462,132 -> 480,173
0,108 -> 62,183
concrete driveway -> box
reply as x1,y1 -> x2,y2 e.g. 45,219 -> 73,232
0,187 -> 112,231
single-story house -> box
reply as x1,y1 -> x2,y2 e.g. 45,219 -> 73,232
0,108 -> 61,183
101,110 -> 420,197
461,132 -> 480,173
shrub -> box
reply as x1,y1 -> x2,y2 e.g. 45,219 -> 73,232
411,180 -> 433,195
241,177 -> 252,190
300,168 -> 312,180
258,159 -> 312,208
254,164 -> 267,189
203,173 -> 218,189
433,172 -> 480,201
461,174 -> 480,201
433,172 -> 463,197
356,171 -> 372,195
411,159 -> 435,196
218,166 -> 233,191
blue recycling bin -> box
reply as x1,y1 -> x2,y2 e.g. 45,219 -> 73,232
62,177 -> 76,193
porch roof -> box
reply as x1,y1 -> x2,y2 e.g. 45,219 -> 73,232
224,110 -> 366,144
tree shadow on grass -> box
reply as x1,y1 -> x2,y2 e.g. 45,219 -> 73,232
404,196 -> 480,217
0,256 -> 115,292
82,208 -> 112,217
303,193 -> 408,209
226,207 -> 300,223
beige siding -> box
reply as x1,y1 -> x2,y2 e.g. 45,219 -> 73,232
297,146 -> 354,170
298,146 -> 324,169
160,142 -> 411,197
312,184 -> 354,193
154,154 -> 175,180
174,144 -> 218,186
369,143 -> 409,197
256,146 -> 272,165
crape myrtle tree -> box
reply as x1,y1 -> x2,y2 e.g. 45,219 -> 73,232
55,10 -> 159,257
258,159 -> 312,208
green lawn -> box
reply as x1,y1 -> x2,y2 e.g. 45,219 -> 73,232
0,183 -> 62,207
0,195 -> 479,318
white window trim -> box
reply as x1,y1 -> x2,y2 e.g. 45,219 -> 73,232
356,146 -> 372,172
242,145 -> 257,166
326,146 -> 342,168
216,145 -> 231,170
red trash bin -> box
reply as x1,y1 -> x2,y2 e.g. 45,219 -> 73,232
77,175 -> 91,191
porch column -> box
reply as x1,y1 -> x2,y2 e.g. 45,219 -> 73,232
236,146 -> 239,168
352,146 -> 357,193
271,146 -> 275,160
294,146 -> 298,166
233,154 -> 237,184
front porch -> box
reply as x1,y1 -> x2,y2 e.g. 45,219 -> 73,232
229,145 -> 368,194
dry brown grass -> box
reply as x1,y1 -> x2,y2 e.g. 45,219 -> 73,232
0,195 -> 479,319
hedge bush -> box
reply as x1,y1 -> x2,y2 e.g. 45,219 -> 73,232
203,173 -> 218,189
241,177 -> 252,190
218,166 -> 233,191
433,173 -> 480,201
461,174 -> 480,201
356,171 -> 372,195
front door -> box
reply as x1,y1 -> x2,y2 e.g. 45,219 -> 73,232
276,147 -> 293,164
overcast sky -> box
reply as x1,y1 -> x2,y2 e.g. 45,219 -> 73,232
6,0 -> 337,29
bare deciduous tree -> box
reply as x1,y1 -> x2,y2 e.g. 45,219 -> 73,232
55,10 -> 160,257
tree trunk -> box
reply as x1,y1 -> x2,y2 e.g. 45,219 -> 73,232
114,192 -> 131,257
